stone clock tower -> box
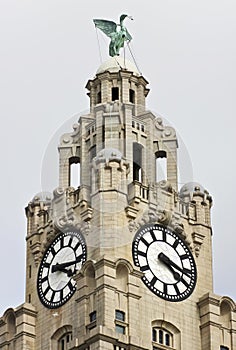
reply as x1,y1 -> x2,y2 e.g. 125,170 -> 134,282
0,31 -> 236,350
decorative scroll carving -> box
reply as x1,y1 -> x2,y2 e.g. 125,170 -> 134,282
128,209 -> 183,234
60,123 -> 80,146
52,187 -> 91,237
154,117 -> 176,138
155,117 -> 165,131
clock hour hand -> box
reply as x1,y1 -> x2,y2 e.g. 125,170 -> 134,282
158,252 -> 191,277
54,266 -> 74,277
52,254 -> 83,273
158,252 -> 180,280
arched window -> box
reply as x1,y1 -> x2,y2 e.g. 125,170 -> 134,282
69,156 -> 80,188
116,263 -> 128,292
220,300 -> 231,327
51,325 -> 72,350
58,332 -> 72,350
155,150 -> 167,182
6,312 -> 16,340
85,264 -> 96,290
152,320 -> 180,350
133,143 -> 143,182
152,327 -> 173,348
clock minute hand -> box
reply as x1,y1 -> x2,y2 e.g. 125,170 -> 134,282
52,254 -> 83,273
158,252 -> 180,280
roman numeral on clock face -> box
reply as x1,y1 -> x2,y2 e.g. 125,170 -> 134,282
137,250 -> 147,257
174,284 -> 180,295
172,240 -> 179,249
140,265 -> 149,272
140,237 -> 149,246
68,235 -> 73,247
60,237 -> 64,249
150,229 -> 156,242
162,230 -> 166,242
150,276 -> 157,285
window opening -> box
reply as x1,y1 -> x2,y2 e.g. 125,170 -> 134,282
70,163 -> 80,188
220,347 -> 229,350
59,332 -> 72,350
152,329 -> 157,342
115,324 -> 125,334
165,333 -> 170,346
155,151 -> 167,182
112,87 -> 119,101
90,311 -> 97,323
90,145 -> 96,161
133,143 -> 143,182
129,89 -> 135,103
159,330 -> 163,344
115,310 -> 125,321
152,328 -> 172,348
115,310 -> 126,335
69,157 -> 80,188
97,91 -> 101,104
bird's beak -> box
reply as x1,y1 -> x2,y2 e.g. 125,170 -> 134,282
128,15 -> 133,20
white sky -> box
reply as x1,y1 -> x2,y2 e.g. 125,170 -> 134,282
0,0 -> 235,315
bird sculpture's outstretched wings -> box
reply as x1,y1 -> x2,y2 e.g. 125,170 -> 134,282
93,19 -> 117,38
93,15 -> 133,57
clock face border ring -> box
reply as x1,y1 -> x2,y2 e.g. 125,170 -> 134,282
37,230 -> 87,309
132,223 -> 197,302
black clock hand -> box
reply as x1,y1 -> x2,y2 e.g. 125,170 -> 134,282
158,253 -> 181,280
52,254 -> 83,273
54,266 -> 74,277
158,252 -> 191,277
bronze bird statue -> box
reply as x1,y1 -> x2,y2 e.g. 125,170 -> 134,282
93,14 -> 133,57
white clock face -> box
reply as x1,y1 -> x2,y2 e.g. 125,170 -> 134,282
37,230 -> 87,309
132,224 -> 197,302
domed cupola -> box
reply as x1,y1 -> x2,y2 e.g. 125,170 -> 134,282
86,56 -> 149,113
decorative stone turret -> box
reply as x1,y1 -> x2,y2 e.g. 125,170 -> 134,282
86,56 -> 149,114
3,52 -> 232,350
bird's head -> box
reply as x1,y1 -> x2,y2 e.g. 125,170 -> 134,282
120,14 -> 133,24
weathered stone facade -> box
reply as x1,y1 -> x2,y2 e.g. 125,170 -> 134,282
1,56 -> 235,350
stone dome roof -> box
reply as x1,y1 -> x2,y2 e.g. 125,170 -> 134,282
179,182 -> 205,197
96,56 -> 140,76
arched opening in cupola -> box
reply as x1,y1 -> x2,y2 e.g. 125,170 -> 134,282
155,150 -> 167,182
69,156 -> 80,188
133,142 -> 143,182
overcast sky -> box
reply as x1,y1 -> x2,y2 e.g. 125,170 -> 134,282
0,0 -> 235,315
